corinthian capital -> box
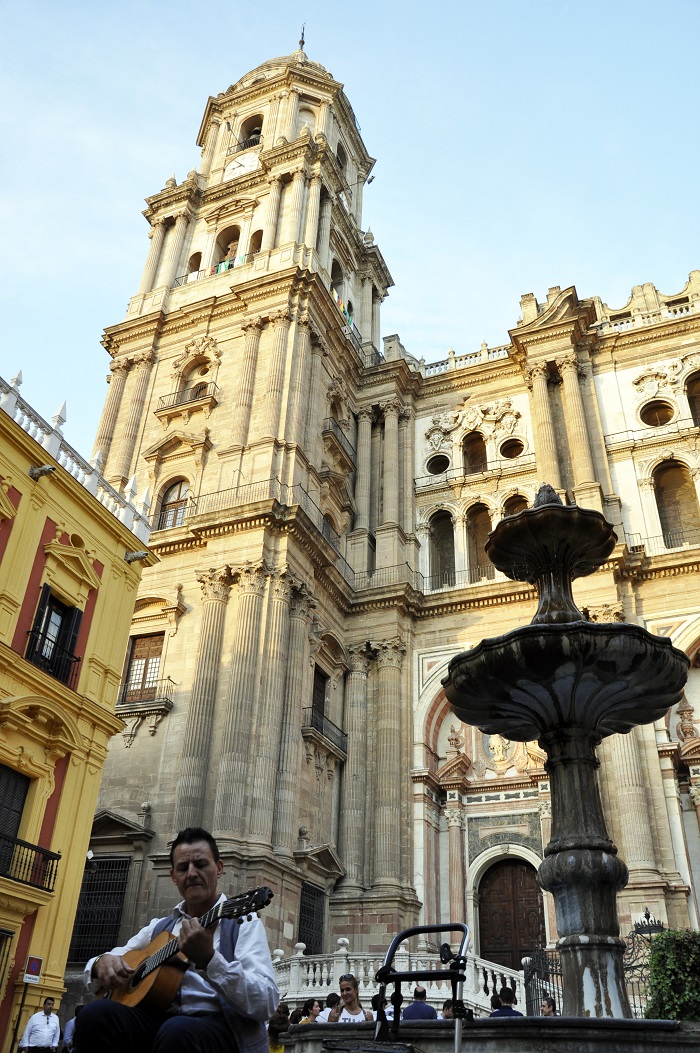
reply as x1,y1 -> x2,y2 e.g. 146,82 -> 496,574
110,358 -> 130,378
348,643 -> 372,675
380,399 -> 402,419
196,566 -> 233,602
524,362 -> 551,387
234,561 -> 268,596
444,807 -> 464,829
375,637 -> 406,669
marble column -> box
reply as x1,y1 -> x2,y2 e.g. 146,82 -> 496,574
401,409 -> 414,535
173,567 -> 232,830
231,319 -> 263,447
372,638 -> 406,887
558,354 -> 596,485
610,730 -> 657,873
137,219 -> 166,295
525,362 -> 562,490
381,400 -> 401,525
109,352 -> 154,488
265,311 -> 292,437
317,195 -> 333,269
249,570 -> 293,845
283,88 -> 300,141
272,584 -> 315,856
445,806 -> 466,921
199,117 -> 221,178
282,169 -> 306,245
261,177 -> 282,252
160,211 -> 190,288
303,175 -> 322,250
354,409 -> 373,530
284,315 -> 311,442
339,646 -> 372,888
303,339 -> 326,452
213,564 -> 268,838
92,359 -> 129,461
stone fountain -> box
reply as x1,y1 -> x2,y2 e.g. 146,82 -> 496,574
443,485 -> 689,1018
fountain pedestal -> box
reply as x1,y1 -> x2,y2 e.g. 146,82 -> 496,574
443,489 -> 689,1017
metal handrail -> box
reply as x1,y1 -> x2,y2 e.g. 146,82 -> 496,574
301,708 -> 348,754
156,382 -> 219,412
173,254 -> 258,287
322,418 -> 356,461
0,832 -> 61,893
116,677 -> 176,708
226,134 -> 262,155
25,628 -> 81,689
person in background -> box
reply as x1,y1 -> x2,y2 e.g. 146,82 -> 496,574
62,1004 -> 84,1050
489,987 -> 523,1018
19,996 -> 60,1052
489,993 -> 501,1012
402,986 -> 437,1020
321,975 -> 373,1022
299,999 -> 321,1024
541,995 -> 558,1017
267,1012 -> 289,1053
441,999 -> 453,1019
316,992 -> 340,1022
288,1009 -> 303,1025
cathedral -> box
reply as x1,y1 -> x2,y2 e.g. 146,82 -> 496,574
71,44 -> 700,981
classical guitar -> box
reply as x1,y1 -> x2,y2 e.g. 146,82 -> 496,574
102,885 -> 273,1010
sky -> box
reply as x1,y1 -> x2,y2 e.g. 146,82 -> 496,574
2,0 -> 700,457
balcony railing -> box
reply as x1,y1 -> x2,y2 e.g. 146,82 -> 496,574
322,418 -> 356,462
25,628 -> 81,689
416,453 -> 537,489
226,134 -> 262,156
0,833 -> 61,893
116,677 -> 176,709
301,708 -> 347,754
173,254 -> 258,288
156,382 -> 219,412
423,564 -> 497,591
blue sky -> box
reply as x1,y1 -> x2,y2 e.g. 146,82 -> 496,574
2,0 -> 699,456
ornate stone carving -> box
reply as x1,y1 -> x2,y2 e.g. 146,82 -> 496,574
676,693 -> 697,742
375,638 -> 406,669
444,807 -> 463,829
348,644 -> 371,675
234,561 -> 268,595
196,566 -> 232,603
633,358 -> 683,396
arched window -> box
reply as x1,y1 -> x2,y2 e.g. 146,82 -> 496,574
653,460 -> 700,548
467,503 -> 493,582
336,142 -> 347,174
463,432 -> 487,475
248,229 -> 263,255
687,373 -> 700,427
214,225 -> 241,268
330,260 -> 344,301
504,494 -> 528,517
157,480 -> 189,531
188,251 -> 202,275
429,511 -> 455,589
239,114 -> 263,149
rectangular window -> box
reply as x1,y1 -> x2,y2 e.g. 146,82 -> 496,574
68,856 -> 131,963
312,666 -> 328,717
25,584 -> 82,687
298,882 -> 325,955
0,764 -> 30,878
121,634 -> 164,704
0,928 -> 15,994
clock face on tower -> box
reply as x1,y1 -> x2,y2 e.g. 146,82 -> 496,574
223,151 -> 259,181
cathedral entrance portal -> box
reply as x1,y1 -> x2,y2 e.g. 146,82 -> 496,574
478,858 -> 546,971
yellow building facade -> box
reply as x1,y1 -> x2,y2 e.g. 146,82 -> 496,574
0,376 -> 153,1051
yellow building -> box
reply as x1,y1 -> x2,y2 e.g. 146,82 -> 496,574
0,375 -> 154,1051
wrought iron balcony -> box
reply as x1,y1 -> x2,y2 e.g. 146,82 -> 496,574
226,134 -> 262,156
301,708 -> 347,755
156,382 -> 219,412
0,833 -> 60,893
25,628 -> 80,689
116,677 -> 176,711
322,418 -> 356,465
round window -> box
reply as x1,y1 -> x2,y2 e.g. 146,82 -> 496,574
640,400 -> 674,427
500,438 -> 524,459
426,454 -> 450,475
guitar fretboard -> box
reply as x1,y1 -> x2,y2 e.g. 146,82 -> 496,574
139,901 -> 222,981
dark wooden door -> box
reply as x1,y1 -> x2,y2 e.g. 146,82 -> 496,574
124,634 -> 164,702
479,859 -> 545,970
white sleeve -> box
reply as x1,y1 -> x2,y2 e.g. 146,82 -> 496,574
51,1015 -> 61,1045
205,915 -> 280,1022
19,1012 -> 35,1047
83,917 -> 161,991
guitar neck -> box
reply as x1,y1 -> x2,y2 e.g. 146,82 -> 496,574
148,902 -> 222,976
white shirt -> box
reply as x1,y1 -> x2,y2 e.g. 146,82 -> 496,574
20,1009 -> 60,1049
319,1006 -> 369,1023
84,894 -> 279,1020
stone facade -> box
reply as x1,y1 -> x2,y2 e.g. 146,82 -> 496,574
78,47 -> 700,969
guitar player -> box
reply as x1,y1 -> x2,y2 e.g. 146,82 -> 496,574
74,827 -> 279,1053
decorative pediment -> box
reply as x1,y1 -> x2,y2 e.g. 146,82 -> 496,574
172,335 -> 221,375
293,841 -> 346,881
90,809 -> 154,848
132,587 -> 186,636
437,752 -> 471,783
0,481 -> 17,522
202,197 -> 260,227
0,694 -> 81,754
143,429 -> 212,468
43,538 -> 101,606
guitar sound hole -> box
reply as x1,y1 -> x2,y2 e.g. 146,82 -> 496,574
131,966 -> 145,989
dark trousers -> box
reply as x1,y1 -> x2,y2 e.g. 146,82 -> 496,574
74,999 -> 236,1053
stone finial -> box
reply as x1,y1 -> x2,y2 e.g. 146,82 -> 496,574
165,175 -> 177,188
52,401 -> 67,431
10,370 -> 22,389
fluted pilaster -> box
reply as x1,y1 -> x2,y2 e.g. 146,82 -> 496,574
381,400 -> 401,525
445,806 -> 466,921
199,117 -> 221,178
137,219 -> 166,295
284,316 -> 311,442
303,175 -> 322,250
317,195 -> 332,269
525,363 -> 562,490
213,564 -> 268,837
339,646 -> 372,887
354,409 -> 373,530
231,319 -> 263,446
610,730 -> 657,871
372,638 -> 406,887
161,211 -> 190,288
265,311 -> 292,437
93,359 -> 129,461
401,409 -> 414,535
261,177 -> 282,252
303,339 -> 326,451
109,352 -> 154,487
283,88 -> 300,141
282,169 -> 306,245
360,277 -> 373,341
272,584 -> 315,855
173,567 -> 232,829
558,354 -> 596,485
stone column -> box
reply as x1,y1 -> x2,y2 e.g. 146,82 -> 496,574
360,277 -> 373,342
261,177 -> 282,252
372,294 -> 381,347
401,409 -> 414,535
231,319 -> 263,447
303,339 -> 326,452
265,311 -> 292,437
339,646 -> 372,888
249,570 -> 293,845
639,477 -> 665,541
416,524 -> 430,579
283,88 -> 300,141
316,101 -> 331,138
199,117 -> 221,178
284,315 -> 311,442
266,94 -> 282,144
282,169 -> 306,245
690,784 -> 700,832
137,219 -> 166,295
109,352 -> 154,488
160,211 -> 190,288
238,211 -> 254,257
372,638 -> 406,887
525,363 -> 562,490
445,806 -> 466,922
453,514 -> 467,578
213,564 -> 268,838
173,567 -> 232,830
92,359 -> 129,461
272,585 -> 315,856
610,730 -> 657,874
317,195 -> 332,268
381,400 -> 401,525
303,175 -> 322,250
558,354 -> 596,485
354,409 -> 373,530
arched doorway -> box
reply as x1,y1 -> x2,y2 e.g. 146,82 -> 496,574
478,858 -> 546,970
